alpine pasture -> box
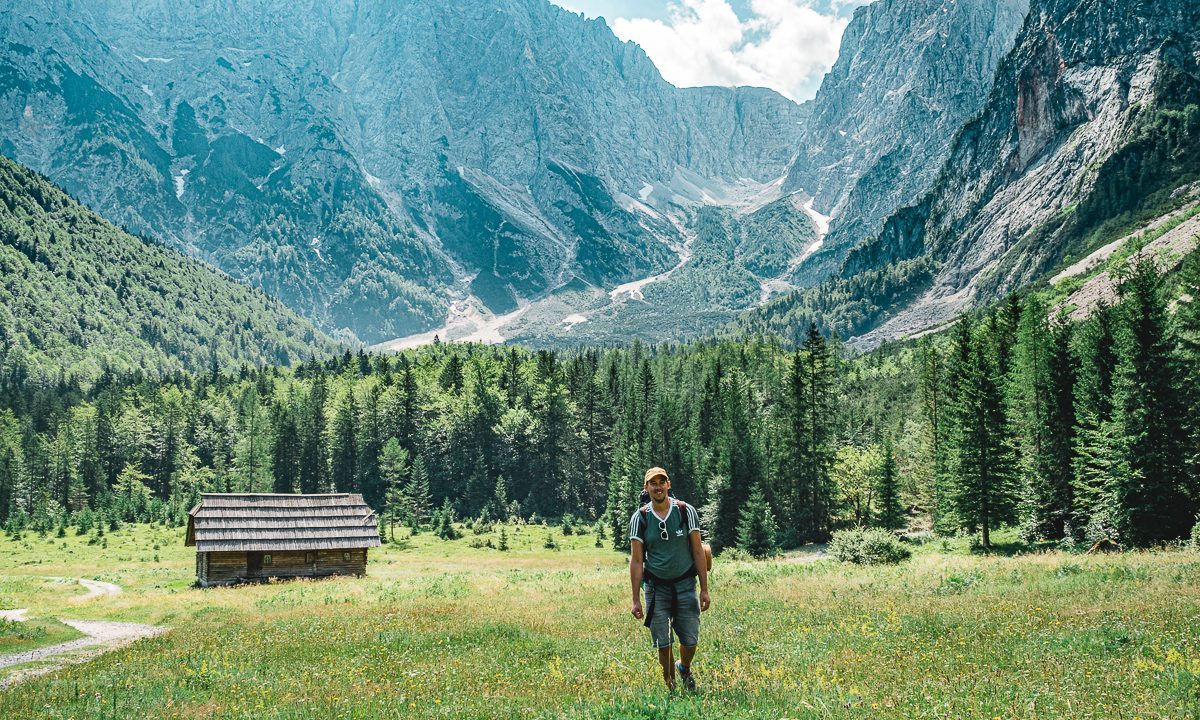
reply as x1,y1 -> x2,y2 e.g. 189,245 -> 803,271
2,524 -> 1200,719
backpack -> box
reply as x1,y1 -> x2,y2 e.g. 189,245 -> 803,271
637,499 -> 713,578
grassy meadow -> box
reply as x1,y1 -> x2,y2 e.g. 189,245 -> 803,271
1,523 -> 1199,718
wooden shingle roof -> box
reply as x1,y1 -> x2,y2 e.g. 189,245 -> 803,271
186,493 -> 381,552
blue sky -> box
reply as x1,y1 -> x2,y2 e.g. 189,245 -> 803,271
552,0 -> 868,102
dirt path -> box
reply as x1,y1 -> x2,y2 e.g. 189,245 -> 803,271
71,578 -> 122,602
0,620 -> 166,672
0,579 -> 166,689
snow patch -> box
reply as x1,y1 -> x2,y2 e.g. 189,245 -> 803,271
172,168 -> 189,199
799,238 -> 824,263
614,191 -> 661,219
310,236 -> 323,262
802,197 -> 831,237
134,55 -> 173,63
275,144 -> 286,155
141,84 -> 154,98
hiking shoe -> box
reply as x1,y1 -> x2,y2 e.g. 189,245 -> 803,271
676,661 -> 697,692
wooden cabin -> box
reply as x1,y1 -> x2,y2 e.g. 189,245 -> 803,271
186,493 -> 381,587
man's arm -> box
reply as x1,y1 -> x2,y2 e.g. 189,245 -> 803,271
688,530 -> 711,611
630,539 -> 645,619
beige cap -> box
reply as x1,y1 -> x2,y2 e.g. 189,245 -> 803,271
644,467 -> 669,484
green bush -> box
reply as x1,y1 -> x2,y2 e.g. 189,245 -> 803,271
828,528 -> 911,565
934,570 -> 982,596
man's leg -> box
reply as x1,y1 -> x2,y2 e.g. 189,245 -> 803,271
657,645 -> 676,690
675,580 -> 701,691
679,643 -> 697,670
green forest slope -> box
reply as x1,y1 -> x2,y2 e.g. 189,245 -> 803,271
0,155 -> 339,385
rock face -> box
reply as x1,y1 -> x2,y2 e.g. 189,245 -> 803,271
0,0 -> 804,342
785,0 -> 1029,284
849,0 -> 1200,347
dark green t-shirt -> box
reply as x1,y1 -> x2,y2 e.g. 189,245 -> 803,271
629,501 -> 700,581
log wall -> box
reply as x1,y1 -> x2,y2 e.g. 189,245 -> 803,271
196,548 -> 368,586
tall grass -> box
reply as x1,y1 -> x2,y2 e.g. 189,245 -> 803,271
2,524 -> 1199,718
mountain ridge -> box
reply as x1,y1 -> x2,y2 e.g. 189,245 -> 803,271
0,0 -> 806,343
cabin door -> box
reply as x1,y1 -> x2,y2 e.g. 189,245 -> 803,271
247,552 -> 263,576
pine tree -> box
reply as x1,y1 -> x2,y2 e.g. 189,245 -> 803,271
1176,253 -> 1200,490
357,383 -> 384,510
736,482 -> 779,558
949,316 -> 1019,549
407,456 -> 432,531
269,402 -> 299,494
712,370 -> 762,551
1014,298 -> 1076,540
800,323 -> 836,541
1072,303 -> 1120,532
380,438 -> 410,541
396,355 -> 419,454
492,474 -> 511,521
435,497 -> 459,540
298,373 -> 327,494
0,410 -> 24,523
876,438 -> 903,531
781,348 -> 812,544
233,386 -> 271,493
439,353 -> 464,393
918,338 -> 952,532
330,387 -> 358,493
1111,262 -> 1193,544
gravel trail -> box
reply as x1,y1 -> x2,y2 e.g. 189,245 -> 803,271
0,579 -> 166,689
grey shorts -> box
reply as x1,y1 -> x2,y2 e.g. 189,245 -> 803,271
643,577 -> 700,649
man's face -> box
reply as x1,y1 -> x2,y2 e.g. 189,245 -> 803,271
645,474 -> 670,501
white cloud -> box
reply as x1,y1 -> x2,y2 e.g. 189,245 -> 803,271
609,0 -> 848,102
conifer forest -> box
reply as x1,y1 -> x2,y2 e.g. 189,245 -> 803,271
3,253 -> 1198,554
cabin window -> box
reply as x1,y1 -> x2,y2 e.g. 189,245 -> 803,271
263,554 -> 273,566
343,551 -> 351,561
306,551 -> 315,564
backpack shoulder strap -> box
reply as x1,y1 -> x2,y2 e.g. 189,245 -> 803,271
675,500 -> 696,533
638,503 -> 651,544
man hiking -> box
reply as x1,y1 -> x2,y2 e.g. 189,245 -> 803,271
630,467 -> 711,691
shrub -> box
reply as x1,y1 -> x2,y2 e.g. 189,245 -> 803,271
934,570 -> 982,596
1190,518 -> 1200,550
543,532 -> 558,550
828,528 -> 911,565
1056,562 -> 1083,577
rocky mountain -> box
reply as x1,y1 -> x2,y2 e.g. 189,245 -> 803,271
0,154 -> 338,385
740,0 -> 1200,348
784,0 -> 1029,285
0,0 -> 805,343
